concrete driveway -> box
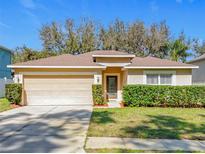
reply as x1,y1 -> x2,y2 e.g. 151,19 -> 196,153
0,105 -> 92,153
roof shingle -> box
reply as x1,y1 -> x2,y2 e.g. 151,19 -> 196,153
11,50 -> 197,68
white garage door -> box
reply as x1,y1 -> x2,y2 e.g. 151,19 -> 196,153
24,75 -> 93,106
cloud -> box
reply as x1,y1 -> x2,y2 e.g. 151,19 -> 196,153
0,22 -> 10,29
150,1 -> 159,12
23,10 -> 41,26
20,0 -> 36,9
19,0 -> 48,11
19,0 -> 48,27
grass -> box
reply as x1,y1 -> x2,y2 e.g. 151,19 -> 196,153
85,148 -> 145,153
87,107 -> 205,139
85,148 -> 202,153
0,98 -> 12,112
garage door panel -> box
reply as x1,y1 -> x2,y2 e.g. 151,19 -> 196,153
24,76 -> 93,106
26,90 -> 92,97
25,86 -> 92,91
24,79 -> 93,90
26,96 -> 92,105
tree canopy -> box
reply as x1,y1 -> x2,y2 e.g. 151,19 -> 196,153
13,18 -> 203,63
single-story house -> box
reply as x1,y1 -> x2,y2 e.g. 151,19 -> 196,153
188,54 -> 205,85
0,45 -> 13,97
8,50 -> 198,106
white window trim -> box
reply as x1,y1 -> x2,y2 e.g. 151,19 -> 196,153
143,70 -> 176,86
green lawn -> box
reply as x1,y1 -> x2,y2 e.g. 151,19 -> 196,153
85,149 -> 202,153
87,107 -> 205,140
0,98 -> 12,112
85,149 -> 145,153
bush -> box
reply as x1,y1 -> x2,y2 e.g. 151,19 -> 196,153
92,84 -> 105,105
123,85 -> 205,107
5,84 -> 22,105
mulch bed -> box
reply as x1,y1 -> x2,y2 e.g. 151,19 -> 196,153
10,104 -> 23,109
94,104 -> 108,107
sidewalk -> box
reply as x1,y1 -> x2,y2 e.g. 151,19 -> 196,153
86,137 -> 205,152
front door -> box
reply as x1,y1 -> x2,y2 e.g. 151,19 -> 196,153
107,76 -> 117,99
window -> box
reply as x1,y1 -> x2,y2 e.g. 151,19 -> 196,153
147,74 -> 158,85
146,74 -> 173,85
160,74 -> 172,85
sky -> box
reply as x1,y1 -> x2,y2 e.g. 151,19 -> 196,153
0,0 -> 205,51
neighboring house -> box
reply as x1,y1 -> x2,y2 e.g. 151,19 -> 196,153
188,54 -> 205,85
0,45 -> 13,97
8,50 -> 198,106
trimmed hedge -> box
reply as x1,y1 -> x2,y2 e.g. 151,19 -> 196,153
92,84 -> 105,105
123,85 -> 205,107
5,84 -> 22,105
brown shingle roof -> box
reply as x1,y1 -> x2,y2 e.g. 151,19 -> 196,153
13,54 -> 99,66
10,50 -> 197,68
127,56 -> 196,68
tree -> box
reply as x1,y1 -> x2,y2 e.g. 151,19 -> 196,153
13,46 -> 41,63
12,46 -> 57,64
36,17 -> 198,61
169,39 -> 190,62
111,19 -> 127,50
126,21 -> 146,56
99,25 -> 115,50
145,21 -> 170,58
192,38 -> 205,57
78,18 -> 96,53
64,19 -> 79,54
40,22 -> 65,54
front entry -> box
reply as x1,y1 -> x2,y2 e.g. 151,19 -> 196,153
106,76 -> 118,99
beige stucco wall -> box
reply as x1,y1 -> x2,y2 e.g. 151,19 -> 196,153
127,69 -> 143,84
95,57 -> 131,63
190,60 -> 205,85
127,69 -> 192,85
175,69 -> 192,85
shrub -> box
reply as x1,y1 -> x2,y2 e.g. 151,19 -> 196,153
5,84 -> 22,105
92,84 -> 105,105
123,85 -> 205,107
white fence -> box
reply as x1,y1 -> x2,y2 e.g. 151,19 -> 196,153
0,78 -> 13,98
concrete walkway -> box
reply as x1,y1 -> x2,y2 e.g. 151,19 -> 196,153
86,137 -> 205,152
0,105 -> 92,153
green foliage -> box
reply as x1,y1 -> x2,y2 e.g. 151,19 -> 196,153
170,39 -> 190,62
192,38 -> 205,57
5,84 -> 22,105
13,18 -> 196,63
123,85 -> 205,107
64,19 -> 79,54
40,22 -> 65,53
92,84 -> 105,105
38,18 -> 190,59
12,46 -> 57,63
